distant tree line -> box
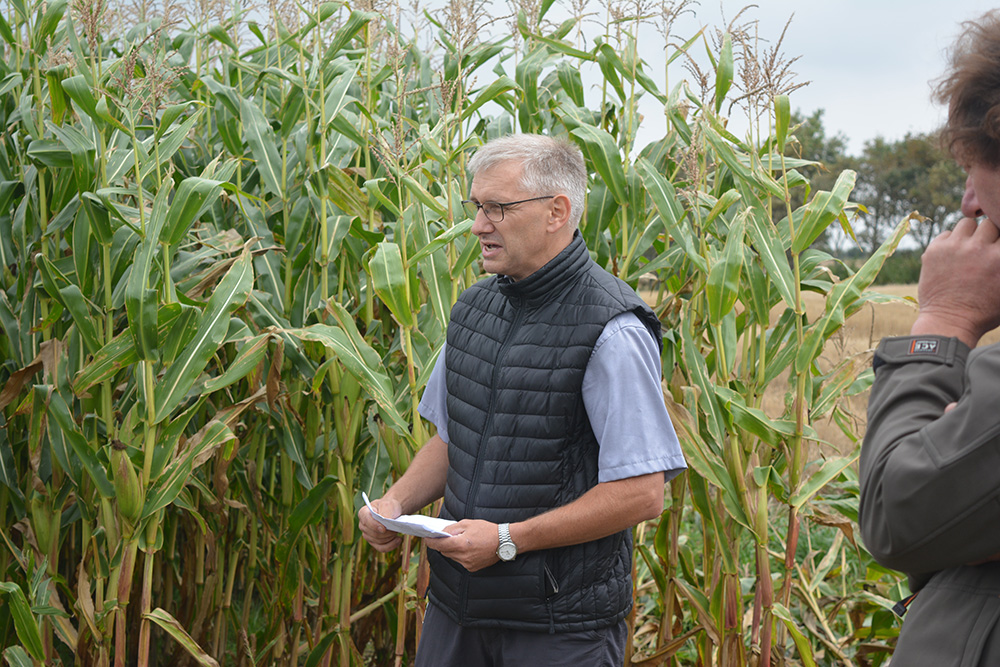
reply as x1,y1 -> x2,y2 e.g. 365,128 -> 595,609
787,109 -> 967,258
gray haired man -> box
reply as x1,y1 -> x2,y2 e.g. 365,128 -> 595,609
359,133 -> 686,666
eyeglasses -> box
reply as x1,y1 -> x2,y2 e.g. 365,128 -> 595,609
461,196 -> 555,223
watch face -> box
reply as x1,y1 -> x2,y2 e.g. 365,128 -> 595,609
498,543 -> 517,561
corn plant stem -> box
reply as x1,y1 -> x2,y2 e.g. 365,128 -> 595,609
339,555 -> 352,666
394,534 -> 412,667
136,539 -> 156,666
113,541 -> 137,667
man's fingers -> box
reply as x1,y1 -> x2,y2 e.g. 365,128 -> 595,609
952,217 -> 980,236
974,216 -> 1000,243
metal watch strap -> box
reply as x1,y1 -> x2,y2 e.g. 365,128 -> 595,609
497,522 -> 516,561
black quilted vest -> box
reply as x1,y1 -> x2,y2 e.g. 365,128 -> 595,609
427,232 -> 661,632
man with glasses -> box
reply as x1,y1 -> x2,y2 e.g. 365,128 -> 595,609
359,133 -> 685,665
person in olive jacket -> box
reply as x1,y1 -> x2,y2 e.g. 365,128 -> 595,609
358,134 -> 686,666
860,10 -> 1000,666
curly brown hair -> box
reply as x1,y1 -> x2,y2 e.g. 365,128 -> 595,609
936,10 -> 1000,167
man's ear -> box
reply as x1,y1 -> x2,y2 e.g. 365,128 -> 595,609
546,193 -> 573,233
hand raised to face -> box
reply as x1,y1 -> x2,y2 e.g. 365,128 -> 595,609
912,216 -> 1000,348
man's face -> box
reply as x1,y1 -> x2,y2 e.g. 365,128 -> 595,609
468,161 -> 557,281
962,161 -> 1000,226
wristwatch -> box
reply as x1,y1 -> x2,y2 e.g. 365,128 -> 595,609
496,523 -> 517,561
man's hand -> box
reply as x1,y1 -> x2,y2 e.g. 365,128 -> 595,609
425,519 -> 500,572
359,497 -> 404,552
912,217 -> 1000,348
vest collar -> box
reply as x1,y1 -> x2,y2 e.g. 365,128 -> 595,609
496,231 -> 590,305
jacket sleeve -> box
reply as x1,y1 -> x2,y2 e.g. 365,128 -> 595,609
859,334 -> 1000,575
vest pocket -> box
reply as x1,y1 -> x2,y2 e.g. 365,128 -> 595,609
544,562 -> 560,598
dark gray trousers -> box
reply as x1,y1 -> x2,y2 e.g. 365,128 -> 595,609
414,602 -> 628,667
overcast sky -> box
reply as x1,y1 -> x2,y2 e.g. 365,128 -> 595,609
652,1 -> 997,155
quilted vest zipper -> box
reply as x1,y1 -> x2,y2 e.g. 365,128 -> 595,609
457,296 -> 525,623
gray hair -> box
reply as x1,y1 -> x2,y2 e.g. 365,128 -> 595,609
467,134 -> 587,229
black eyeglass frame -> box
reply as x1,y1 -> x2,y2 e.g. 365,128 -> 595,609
461,195 -> 555,222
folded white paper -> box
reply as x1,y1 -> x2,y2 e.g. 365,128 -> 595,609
362,492 -> 455,538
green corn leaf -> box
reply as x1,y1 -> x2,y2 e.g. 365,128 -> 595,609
162,177 -> 224,247
140,110 -> 203,184
74,304 -> 187,393
125,182 -> 171,360
795,215 -> 910,373
61,75 -> 101,127
0,72 -> 21,97
772,604 -> 818,667
206,23 -> 237,53
202,333 -> 270,393
155,101 -> 197,141
635,158 -> 704,272
32,0 -> 66,52
595,43 -> 626,103
706,215 -> 745,325
515,45 -> 547,118
3,645 -> 34,667
570,124 -> 628,206
34,254 -> 70,309
463,76 -> 519,122
48,122 -> 96,196
46,69 -> 68,125
714,33 -> 733,113
44,388 -> 114,498
363,179 -> 402,218
791,170 -> 857,253
304,631 -> 339,667
790,455 -> 859,509
26,138 -> 73,169
0,582 -> 43,661
143,420 -> 236,518
145,608 -> 220,667
775,94 -> 791,152
369,241 -> 415,329
275,475 -> 336,566
323,9 -> 376,59
419,248 -> 452,327
321,65 -> 358,129
401,176 -> 447,218
154,249 -> 254,422
58,285 -> 100,354
0,12 -> 15,47
240,97 -> 283,198
288,311 -> 409,438
409,220 -> 472,265
200,77 -> 241,117
158,304 -> 201,366
556,61 -> 584,107
517,13 -> 593,60
743,195 -> 797,310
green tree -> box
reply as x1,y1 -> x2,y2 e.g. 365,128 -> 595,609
854,132 -> 965,253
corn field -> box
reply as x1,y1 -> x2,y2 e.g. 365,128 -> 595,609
0,0 -> 912,664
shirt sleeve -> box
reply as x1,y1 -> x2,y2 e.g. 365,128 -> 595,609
417,343 -> 449,443
583,311 -> 687,483
859,334 -> 1000,574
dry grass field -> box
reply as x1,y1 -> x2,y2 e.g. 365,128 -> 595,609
777,284 -> 1000,455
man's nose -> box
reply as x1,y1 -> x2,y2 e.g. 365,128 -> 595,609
470,210 -> 494,236
962,174 -> 984,218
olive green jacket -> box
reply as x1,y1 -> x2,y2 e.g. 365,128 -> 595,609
861,335 -> 1000,666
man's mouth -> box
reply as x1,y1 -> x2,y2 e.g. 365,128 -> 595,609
481,241 -> 502,254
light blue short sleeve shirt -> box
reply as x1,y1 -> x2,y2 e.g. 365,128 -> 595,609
417,311 -> 686,483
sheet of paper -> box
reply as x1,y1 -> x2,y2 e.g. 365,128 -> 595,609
361,492 -> 455,539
